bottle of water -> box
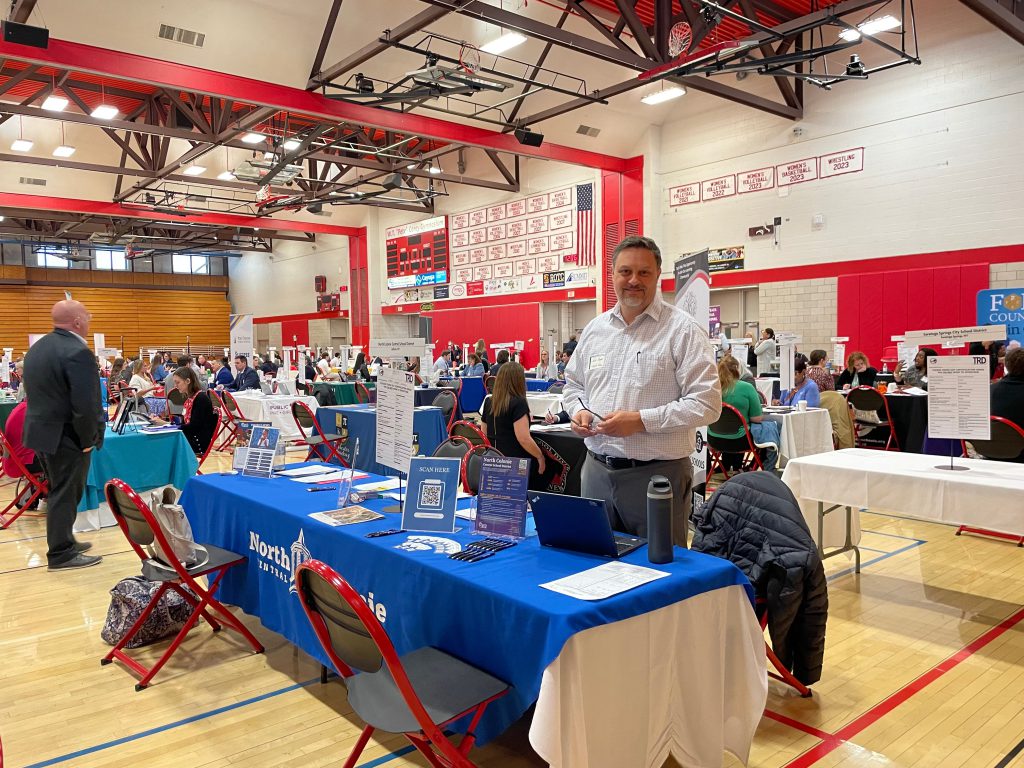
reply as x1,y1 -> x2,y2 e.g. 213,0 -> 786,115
646,475 -> 674,564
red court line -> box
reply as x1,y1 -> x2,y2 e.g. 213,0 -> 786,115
763,709 -> 837,741
782,606 -> 1024,768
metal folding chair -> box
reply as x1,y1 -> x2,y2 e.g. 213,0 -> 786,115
450,420 -> 488,447
296,559 -> 509,768
461,445 -> 504,494
957,417 -> 1024,545
355,382 -> 373,404
102,479 -> 264,690
291,401 -> 349,465
431,390 -> 459,433
483,376 -> 496,394
707,404 -> 777,478
214,390 -> 249,451
432,436 -> 473,461
166,387 -> 186,420
757,599 -> 812,698
0,427 -> 48,529
847,386 -> 900,451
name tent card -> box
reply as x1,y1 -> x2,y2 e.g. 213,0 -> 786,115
473,456 -> 529,539
243,426 -> 280,477
401,457 -> 461,533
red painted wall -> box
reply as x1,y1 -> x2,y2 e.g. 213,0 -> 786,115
837,263 -> 989,366
426,303 -> 541,369
280,319 -> 309,347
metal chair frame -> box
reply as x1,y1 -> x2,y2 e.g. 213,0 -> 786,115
846,386 -> 900,452
707,404 -> 776,479
461,445 -> 505,494
957,416 -> 1024,546
432,390 -> 459,433
291,401 -> 349,465
0,426 -> 48,529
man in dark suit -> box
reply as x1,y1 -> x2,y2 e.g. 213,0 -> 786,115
23,299 -> 104,569
225,355 -> 260,391
212,356 -> 234,388
991,347 -> 1024,462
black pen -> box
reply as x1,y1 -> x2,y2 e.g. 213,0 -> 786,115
307,486 -> 338,492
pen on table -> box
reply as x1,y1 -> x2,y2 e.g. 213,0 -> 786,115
307,486 -> 338,492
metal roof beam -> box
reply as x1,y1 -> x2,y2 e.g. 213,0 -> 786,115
958,0 -> 1024,45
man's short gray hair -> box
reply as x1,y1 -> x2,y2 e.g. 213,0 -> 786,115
612,235 -> 662,269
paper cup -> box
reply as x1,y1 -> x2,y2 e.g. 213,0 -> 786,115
797,401 -> 807,412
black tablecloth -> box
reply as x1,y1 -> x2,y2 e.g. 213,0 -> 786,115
530,428 -> 586,496
861,394 -> 957,456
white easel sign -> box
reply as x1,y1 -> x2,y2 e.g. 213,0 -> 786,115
926,356 -> 991,441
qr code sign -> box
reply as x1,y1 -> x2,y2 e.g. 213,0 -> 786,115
418,481 -> 444,509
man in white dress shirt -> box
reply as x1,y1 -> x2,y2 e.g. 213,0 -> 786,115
563,236 -> 721,547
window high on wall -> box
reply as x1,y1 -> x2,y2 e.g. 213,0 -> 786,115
94,249 -> 127,270
172,254 -> 209,274
36,248 -> 69,268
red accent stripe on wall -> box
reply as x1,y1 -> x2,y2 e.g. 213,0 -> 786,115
253,310 -> 349,324
381,287 -> 596,314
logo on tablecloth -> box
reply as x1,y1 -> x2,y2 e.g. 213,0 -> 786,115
248,528 -> 312,592
394,535 -> 462,554
289,529 -> 312,593
534,437 -> 569,493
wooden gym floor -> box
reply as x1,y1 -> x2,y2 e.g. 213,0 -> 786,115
1,450 -> 1022,768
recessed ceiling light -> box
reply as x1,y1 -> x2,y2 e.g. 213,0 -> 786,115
242,132 -> 266,144
428,166 -> 442,174
480,31 -> 527,55
282,139 -> 301,151
641,85 -> 686,105
90,104 -> 119,120
183,165 -> 206,176
217,171 -> 236,181
53,145 -> 76,157
11,139 -> 33,152
42,96 -> 69,112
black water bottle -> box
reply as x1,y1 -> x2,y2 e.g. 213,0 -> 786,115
647,475 -> 674,564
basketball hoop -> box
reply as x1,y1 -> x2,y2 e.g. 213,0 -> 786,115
668,22 -> 692,57
459,43 -> 481,74
255,185 -> 270,203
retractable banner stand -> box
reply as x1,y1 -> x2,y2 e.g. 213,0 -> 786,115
674,249 -> 711,516
230,314 -> 254,364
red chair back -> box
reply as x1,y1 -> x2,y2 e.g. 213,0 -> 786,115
706,403 -> 764,477
962,416 -> 1024,460
355,382 -> 372,404
0,426 -> 48,528
451,420 -> 488,446
461,444 -> 505,494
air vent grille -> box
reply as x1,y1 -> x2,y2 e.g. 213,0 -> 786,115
158,24 -> 206,48
576,125 -> 601,137
19,177 -> 46,186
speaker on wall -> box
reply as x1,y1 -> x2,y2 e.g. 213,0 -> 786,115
314,275 -> 327,293
2,21 -> 49,48
514,128 -> 544,147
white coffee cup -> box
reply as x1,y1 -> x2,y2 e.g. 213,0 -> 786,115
797,400 -> 807,412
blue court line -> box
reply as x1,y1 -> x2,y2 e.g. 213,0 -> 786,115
0,534 -> 46,545
22,677 -> 320,768
861,527 -> 927,543
827,539 -> 927,583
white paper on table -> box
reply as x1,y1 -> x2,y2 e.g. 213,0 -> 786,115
539,561 -> 671,601
898,386 -> 928,396
290,470 -> 367,484
276,465 -> 336,477
354,477 -> 402,492
531,423 -> 573,432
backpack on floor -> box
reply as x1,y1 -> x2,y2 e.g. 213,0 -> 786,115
100,576 -> 195,648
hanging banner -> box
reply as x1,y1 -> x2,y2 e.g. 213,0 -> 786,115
674,249 -> 711,514
976,289 -> 1024,348
708,246 -> 745,273
229,314 -> 254,364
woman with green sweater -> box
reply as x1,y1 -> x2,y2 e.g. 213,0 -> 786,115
709,355 -> 781,471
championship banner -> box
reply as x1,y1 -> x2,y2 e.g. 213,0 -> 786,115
230,314 -> 254,364
674,249 -> 711,515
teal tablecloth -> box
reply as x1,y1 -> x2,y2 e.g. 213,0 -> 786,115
80,426 -> 199,511
0,400 -> 16,432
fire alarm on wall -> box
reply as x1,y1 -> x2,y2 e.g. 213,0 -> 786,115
314,275 -> 327,292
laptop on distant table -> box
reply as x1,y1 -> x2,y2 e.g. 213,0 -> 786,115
529,491 -> 646,558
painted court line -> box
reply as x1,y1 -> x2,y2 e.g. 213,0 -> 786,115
781,606 -> 1024,768
22,677 -> 320,768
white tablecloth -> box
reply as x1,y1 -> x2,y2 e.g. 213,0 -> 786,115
274,379 -> 295,395
753,378 -> 775,404
763,408 -> 834,466
229,392 -> 318,439
782,448 -> 1024,549
526,393 -> 564,419
531,584 -> 767,768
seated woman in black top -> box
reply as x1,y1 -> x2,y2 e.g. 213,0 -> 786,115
148,366 -> 217,456
482,362 -> 551,490
836,351 -> 878,390
353,351 -> 372,381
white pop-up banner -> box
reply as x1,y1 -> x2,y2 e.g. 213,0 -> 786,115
229,314 -> 254,364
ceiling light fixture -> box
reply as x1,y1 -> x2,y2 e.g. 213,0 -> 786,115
480,31 -> 526,55
42,95 -> 68,111
53,145 -> 76,157
839,14 -> 900,41
183,165 -> 207,176
641,85 -> 686,105
217,171 -> 236,181
428,165 -> 442,175
242,132 -> 266,144
91,104 -> 119,120
11,139 -> 32,152
282,138 -> 301,151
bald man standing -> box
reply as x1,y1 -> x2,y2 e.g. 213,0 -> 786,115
23,299 -> 104,570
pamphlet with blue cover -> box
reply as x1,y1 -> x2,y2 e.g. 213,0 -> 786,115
243,426 -> 280,477
474,455 -> 529,539
400,456 -> 460,533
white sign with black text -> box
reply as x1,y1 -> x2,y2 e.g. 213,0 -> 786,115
926,356 -> 991,441
375,367 -> 416,474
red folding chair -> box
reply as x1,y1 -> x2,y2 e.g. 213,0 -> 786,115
354,381 -> 373,404
296,560 -> 509,768
291,401 -> 349,465
0,427 -> 48,529
957,416 -> 1024,546
432,436 -> 473,461
102,479 -> 264,690
431,389 -> 459,433
214,390 -> 248,451
483,376 -> 496,394
757,599 -> 812,698
450,420 -> 488,447
847,386 -> 900,451
194,426 -> 219,476
706,404 -> 776,479
461,445 -> 504,494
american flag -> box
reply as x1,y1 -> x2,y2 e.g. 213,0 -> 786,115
575,182 -> 595,266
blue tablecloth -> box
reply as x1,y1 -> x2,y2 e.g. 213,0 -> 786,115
180,466 -> 752,743
82,426 -> 199,511
315,405 -> 448,475
525,378 -> 553,392
441,376 -> 486,413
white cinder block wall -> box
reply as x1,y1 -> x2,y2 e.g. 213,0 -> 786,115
990,262 -> 1024,290
757,278 -> 838,355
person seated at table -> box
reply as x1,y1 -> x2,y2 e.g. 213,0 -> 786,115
107,357 -> 126,388
710,356 -> 780,472
353,352 -> 372,381
433,348 -> 452,374
315,352 -> 333,379
463,353 -> 485,377
481,362 -> 552,490
556,351 -> 571,379
177,355 -> 208,391
128,358 -> 159,398
990,348 -> 1024,462
196,354 -> 211,372
806,350 -> 835,393
148,366 -> 217,456
544,409 -> 570,425
893,347 -> 936,389
535,349 -> 557,380
152,355 -> 167,383
259,354 -> 278,376
225,355 -> 260,391
836,351 -> 877,390
2,397 -> 47,507
775,360 -> 821,408
474,339 -> 490,373
211,356 -> 234,388
490,349 -> 510,379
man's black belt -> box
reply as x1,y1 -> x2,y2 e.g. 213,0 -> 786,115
587,450 -> 663,470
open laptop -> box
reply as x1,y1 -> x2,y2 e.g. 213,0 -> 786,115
529,492 -> 646,558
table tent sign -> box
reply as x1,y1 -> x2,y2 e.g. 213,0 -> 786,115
242,426 -> 280,477
401,457 -> 461,533
474,456 -> 530,539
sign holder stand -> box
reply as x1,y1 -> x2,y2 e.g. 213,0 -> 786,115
381,471 -> 405,514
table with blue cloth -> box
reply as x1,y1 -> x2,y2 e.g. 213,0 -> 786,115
315,405 -> 448,475
525,378 -> 553,392
440,376 -> 486,413
180,467 -> 766,766
414,386 -> 463,422
77,425 -> 199,529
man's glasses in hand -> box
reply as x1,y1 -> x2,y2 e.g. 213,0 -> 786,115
576,397 -> 605,422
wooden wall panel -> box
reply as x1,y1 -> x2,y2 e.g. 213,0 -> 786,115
0,284 -> 229,358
